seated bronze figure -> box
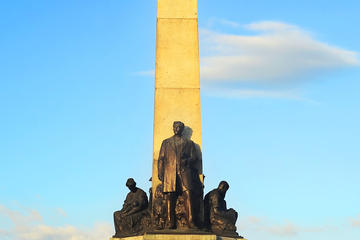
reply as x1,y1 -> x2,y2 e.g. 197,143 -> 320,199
204,181 -> 238,236
113,178 -> 150,237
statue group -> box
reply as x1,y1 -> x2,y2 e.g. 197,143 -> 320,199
113,121 -> 240,238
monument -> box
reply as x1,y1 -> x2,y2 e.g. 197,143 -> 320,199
111,1 -> 246,239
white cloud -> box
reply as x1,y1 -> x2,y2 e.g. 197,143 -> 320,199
350,214 -> 360,227
238,216 -> 334,237
203,87 -> 302,100
200,21 -> 359,83
215,18 -> 241,28
267,221 -> 298,236
55,208 -> 67,218
15,223 -> 112,240
203,86 -> 321,103
138,20 -> 359,99
0,205 -> 112,240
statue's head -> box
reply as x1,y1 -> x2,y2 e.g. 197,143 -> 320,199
173,121 -> 185,136
218,181 -> 229,196
126,178 -> 137,191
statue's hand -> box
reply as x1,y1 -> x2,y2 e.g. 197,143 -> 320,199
122,212 -> 130,217
181,158 -> 188,166
121,209 -> 129,216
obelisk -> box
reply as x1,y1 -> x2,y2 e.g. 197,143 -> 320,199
152,0 -> 202,191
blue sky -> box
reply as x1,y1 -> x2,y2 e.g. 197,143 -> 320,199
1,0 -> 360,239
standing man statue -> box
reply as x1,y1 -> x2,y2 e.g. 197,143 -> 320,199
157,121 -> 203,229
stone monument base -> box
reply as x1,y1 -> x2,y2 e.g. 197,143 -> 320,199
110,232 -> 246,240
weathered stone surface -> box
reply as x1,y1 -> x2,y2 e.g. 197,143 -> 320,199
156,19 -> 200,89
157,0 -> 197,19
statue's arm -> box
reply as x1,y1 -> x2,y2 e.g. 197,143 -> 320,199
210,194 -> 226,217
123,193 -> 147,216
158,141 -> 166,181
123,201 -> 141,216
120,196 -> 132,214
190,141 -> 197,163
182,141 -> 197,166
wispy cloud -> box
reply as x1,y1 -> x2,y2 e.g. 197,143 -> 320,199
55,208 -> 67,218
215,18 -> 241,28
204,87 -> 301,100
202,86 -> 320,103
137,20 -> 359,99
200,21 -> 359,83
238,216 -> 336,237
350,214 -> 360,227
0,205 -> 112,240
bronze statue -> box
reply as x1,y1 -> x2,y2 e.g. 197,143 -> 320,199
204,181 -> 239,236
175,194 -> 188,228
113,178 -> 150,237
110,123 -> 243,237
152,184 -> 167,229
157,121 -> 203,229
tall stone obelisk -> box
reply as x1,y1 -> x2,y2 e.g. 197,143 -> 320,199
152,0 -> 202,191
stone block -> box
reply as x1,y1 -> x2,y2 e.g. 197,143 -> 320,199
156,18 -> 200,89
157,0 -> 197,19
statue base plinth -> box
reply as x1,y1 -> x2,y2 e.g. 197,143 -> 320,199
110,233 -> 246,240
